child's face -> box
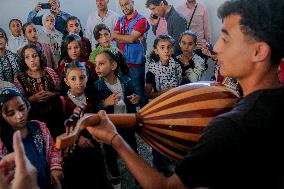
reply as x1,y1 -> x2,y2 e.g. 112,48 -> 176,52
24,24 -> 38,43
64,68 -> 88,96
67,40 -> 81,60
0,32 -> 8,50
67,19 -> 80,35
44,15 -> 55,31
179,34 -> 196,55
23,48 -> 41,72
2,96 -> 28,130
154,40 -> 173,64
97,29 -> 111,48
95,53 -> 116,78
9,20 -> 22,37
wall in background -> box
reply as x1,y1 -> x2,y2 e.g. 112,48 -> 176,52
0,0 -> 225,47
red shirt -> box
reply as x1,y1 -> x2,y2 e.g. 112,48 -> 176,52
114,10 -> 148,52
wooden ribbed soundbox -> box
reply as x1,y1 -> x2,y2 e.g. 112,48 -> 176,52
56,82 -> 239,160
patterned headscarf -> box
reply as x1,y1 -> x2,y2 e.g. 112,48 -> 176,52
0,87 -> 22,112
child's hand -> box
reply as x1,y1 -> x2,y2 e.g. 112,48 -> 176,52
104,93 -> 120,107
127,94 -> 140,105
28,91 -> 48,103
78,136 -> 94,149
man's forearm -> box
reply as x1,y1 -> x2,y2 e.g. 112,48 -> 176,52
112,32 -> 138,43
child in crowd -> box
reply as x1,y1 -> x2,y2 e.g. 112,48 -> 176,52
38,13 -> 63,67
145,34 -> 182,176
57,34 -> 97,94
94,50 -> 139,189
0,87 -> 63,189
176,31 -> 205,84
145,34 -> 182,99
0,28 -> 23,83
6,19 -> 27,53
14,44 -> 65,140
89,24 -> 119,65
21,22 -> 56,69
62,61 -> 109,189
63,16 -> 92,61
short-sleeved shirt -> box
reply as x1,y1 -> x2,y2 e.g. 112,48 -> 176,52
114,10 -> 148,52
175,87 -> 284,189
145,57 -> 182,91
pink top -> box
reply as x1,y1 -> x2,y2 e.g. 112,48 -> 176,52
156,17 -> 168,36
176,2 -> 211,48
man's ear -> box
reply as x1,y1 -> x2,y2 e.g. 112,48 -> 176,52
252,42 -> 270,62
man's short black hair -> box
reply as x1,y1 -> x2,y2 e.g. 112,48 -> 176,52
146,0 -> 168,8
218,0 -> 284,66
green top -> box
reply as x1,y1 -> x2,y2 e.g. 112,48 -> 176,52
88,45 -> 118,65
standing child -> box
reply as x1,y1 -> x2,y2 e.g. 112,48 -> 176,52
89,24 -> 119,65
21,22 -> 56,70
145,34 -> 182,99
94,50 -> 139,189
176,31 -> 205,84
6,19 -> 27,53
63,16 -> 92,61
62,61 -> 109,189
0,87 -> 63,189
57,34 -> 97,94
145,34 -> 182,176
0,28 -> 23,83
14,44 -> 65,140
38,13 -> 63,68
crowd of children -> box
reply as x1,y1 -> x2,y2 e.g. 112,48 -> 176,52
2,0 -> 276,188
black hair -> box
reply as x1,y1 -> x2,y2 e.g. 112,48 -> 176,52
93,23 -> 111,41
97,50 -> 129,76
9,19 -> 22,28
20,44 -> 47,70
0,87 -> 30,153
63,60 -> 89,78
149,34 -> 175,62
218,0 -> 284,66
22,22 -> 34,36
61,34 -> 82,62
0,28 -> 8,39
146,0 -> 168,7
178,30 -> 197,44
63,16 -> 84,38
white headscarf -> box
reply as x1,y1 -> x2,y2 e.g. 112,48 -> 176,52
42,13 -> 56,33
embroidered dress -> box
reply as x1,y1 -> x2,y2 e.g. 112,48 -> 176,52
0,50 -> 22,83
176,53 -> 205,84
14,67 -> 65,139
0,120 -> 62,189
